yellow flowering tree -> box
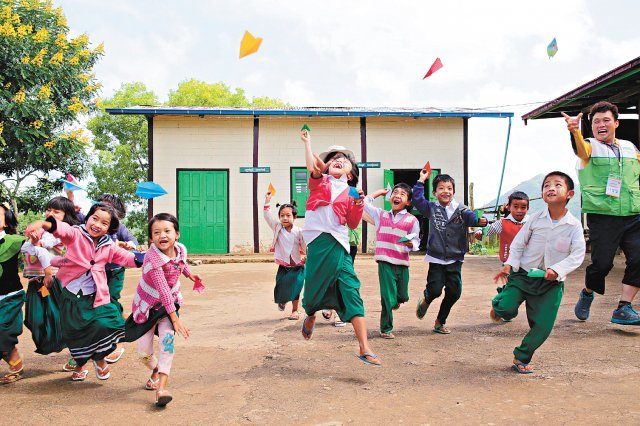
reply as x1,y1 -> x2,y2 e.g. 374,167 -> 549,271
0,0 -> 102,209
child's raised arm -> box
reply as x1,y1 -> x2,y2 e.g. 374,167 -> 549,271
300,130 -> 324,178
411,178 -> 432,216
263,193 -> 278,230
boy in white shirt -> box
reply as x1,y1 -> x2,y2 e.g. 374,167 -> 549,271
493,171 -> 586,374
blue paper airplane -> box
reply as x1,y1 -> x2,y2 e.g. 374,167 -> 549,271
348,186 -> 361,199
136,181 -> 168,199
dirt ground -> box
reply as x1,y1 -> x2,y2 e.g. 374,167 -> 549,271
2,255 -> 639,425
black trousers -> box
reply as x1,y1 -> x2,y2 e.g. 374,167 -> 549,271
423,262 -> 463,325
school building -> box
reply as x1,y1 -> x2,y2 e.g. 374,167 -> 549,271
106,107 -> 513,254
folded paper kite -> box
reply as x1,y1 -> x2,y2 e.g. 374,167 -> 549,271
547,37 -> 558,58
301,124 -> 311,132
527,268 -> 546,278
423,58 -> 443,79
398,233 -> 417,244
348,186 -> 361,199
59,173 -> 85,192
267,182 -> 276,197
193,278 -> 205,294
423,161 -> 432,179
38,285 -> 50,297
475,209 -> 484,223
239,30 -> 263,58
136,181 -> 168,199
385,183 -> 392,201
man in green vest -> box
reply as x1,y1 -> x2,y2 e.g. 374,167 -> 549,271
563,101 -> 640,325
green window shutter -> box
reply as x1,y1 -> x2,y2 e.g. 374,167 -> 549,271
291,168 -> 309,217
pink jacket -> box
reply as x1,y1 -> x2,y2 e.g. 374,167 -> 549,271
306,175 -> 363,229
50,219 -> 138,308
131,242 -> 192,324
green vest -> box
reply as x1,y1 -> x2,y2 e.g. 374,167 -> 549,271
578,138 -> 640,216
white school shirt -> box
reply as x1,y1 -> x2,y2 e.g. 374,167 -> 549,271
484,213 -> 530,238
505,208 -> 586,282
363,196 -> 420,251
424,199 -> 459,265
263,205 -> 305,266
302,174 -> 351,252
20,231 -> 60,269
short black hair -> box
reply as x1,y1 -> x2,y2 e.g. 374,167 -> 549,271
590,101 -> 618,121
393,183 -> 413,201
85,202 -> 120,235
508,191 -> 529,206
542,171 -> 575,195
46,196 -> 79,226
148,213 -> 179,238
97,194 -> 126,219
324,151 -> 359,187
432,174 -> 455,193
0,203 -> 18,234
276,202 -> 298,218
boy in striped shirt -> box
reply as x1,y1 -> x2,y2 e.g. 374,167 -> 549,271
364,183 -> 420,339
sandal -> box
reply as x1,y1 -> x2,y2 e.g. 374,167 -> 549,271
433,325 -> 451,334
93,360 -> 111,380
145,376 -> 160,390
105,347 -> 125,364
288,311 -> 300,320
512,360 -> 534,374
62,358 -> 77,372
380,332 -> 395,339
321,310 -> 332,320
71,369 -> 89,381
0,371 -> 22,384
301,316 -> 315,340
356,352 -> 381,366
156,389 -> 173,407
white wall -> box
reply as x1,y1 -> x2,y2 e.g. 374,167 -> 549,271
152,115 -> 464,253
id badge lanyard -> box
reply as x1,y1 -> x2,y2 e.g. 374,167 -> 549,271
605,140 -> 622,198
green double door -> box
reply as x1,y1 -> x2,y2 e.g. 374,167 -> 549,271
177,170 -> 228,254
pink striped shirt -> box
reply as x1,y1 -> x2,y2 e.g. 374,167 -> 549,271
374,211 -> 419,266
131,242 -> 192,324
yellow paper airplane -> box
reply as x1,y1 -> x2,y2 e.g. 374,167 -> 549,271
239,31 -> 263,58
267,182 -> 276,197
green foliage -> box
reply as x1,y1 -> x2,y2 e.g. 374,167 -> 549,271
17,209 -> 43,233
168,78 -> 288,108
469,242 -> 488,255
123,209 -> 148,246
87,82 -> 157,206
0,0 -> 101,208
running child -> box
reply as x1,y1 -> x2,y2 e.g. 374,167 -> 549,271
364,184 -> 420,339
264,193 -> 306,320
24,202 -> 143,381
413,171 -> 487,334
492,171 -> 585,374
0,203 -> 25,384
299,131 -> 380,366
127,213 -> 201,407
475,191 -> 530,294
22,196 -> 77,356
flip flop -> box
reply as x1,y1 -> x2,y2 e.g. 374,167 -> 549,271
93,360 -> 111,380
71,369 -> 89,381
512,361 -> 533,374
145,376 -> 160,390
433,325 -> 451,334
0,371 -> 22,384
288,311 -> 300,320
301,316 -> 315,340
105,347 -> 125,364
156,389 -> 173,407
63,358 -> 77,372
356,353 -> 381,366
321,310 -> 332,320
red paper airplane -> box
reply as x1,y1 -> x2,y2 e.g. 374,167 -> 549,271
423,58 -> 443,79
423,161 -> 432,178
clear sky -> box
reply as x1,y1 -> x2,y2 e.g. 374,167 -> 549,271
58,0 -> 640,204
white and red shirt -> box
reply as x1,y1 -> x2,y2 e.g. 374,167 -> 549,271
263,205 -> 306,267
302,174 -> 364,252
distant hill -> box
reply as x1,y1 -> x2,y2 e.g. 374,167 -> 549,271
478,173 -> 582,218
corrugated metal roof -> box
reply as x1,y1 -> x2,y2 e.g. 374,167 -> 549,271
522,56 -> 640,122
106,105 -> 513,118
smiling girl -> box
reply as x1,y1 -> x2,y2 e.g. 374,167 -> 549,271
127,213 -> 200,407
24,202 -> 143,382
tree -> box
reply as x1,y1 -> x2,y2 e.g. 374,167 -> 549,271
0,0 -> 102,211
168,78 -> 288,108
87,82 -> 158,206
